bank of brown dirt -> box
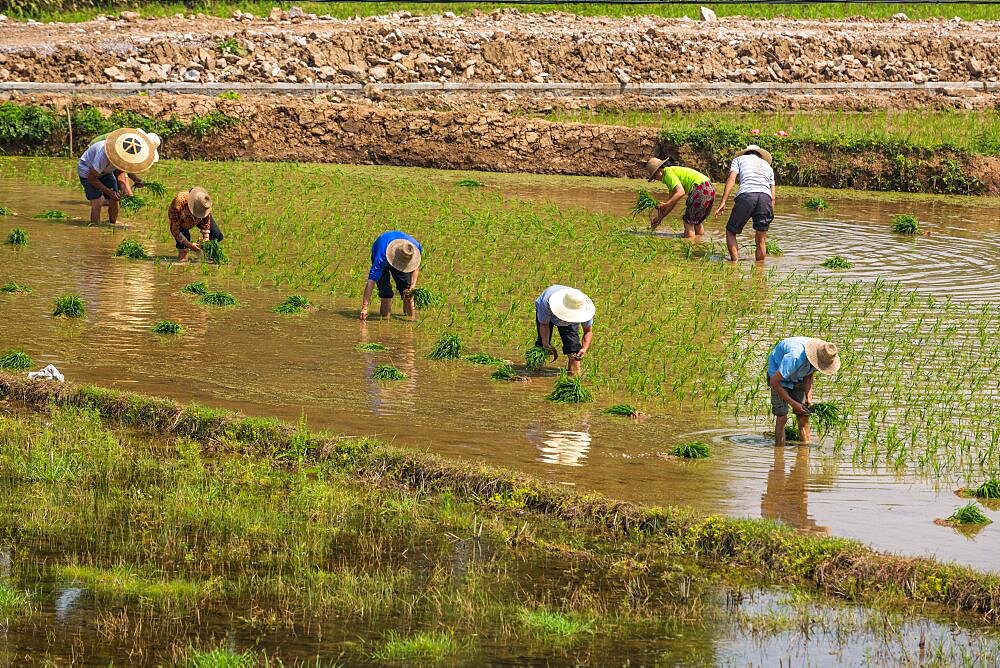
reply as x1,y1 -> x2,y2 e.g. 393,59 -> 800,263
1,11 -> 998,86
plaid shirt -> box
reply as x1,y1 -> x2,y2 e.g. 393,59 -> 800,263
168,191 -> 212,242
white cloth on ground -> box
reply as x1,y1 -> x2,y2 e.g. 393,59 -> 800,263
27,364 -> 65,382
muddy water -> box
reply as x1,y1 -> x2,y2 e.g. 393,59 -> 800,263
2,176 -> 999,572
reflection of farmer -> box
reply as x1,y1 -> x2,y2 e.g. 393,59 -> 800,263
168,187 -> 224,263
361,231 -> 422,321
535,285 -> 595,377
76,128 -> 157,226
644,157 -> 716,238
714,144 -> 776,262
761,444 -> 826,533
767,337 -> 841,447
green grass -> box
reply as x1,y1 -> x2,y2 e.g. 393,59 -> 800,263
0,281 -> 31,294
672,441 -> 711,459
804,197 -> 829,211
372,364 -> 406,381
372,630 -> 461,663
183,648 -> 257,668
411,286 -> 443,310
428,332 -> 463,360
630,190 -> 658,216
524,346 -> 550,373
0,583 -> 31,622
517,608 -> 594,640
181,281 -> 209,296
547,373 -> 593,404
53,294 -> 84,318
891,214 -> 920,234
457,178 -> 485,188
357,342 -> 387,352
273,294 -> 312,314
114,237 -> 149,259
464,352 -> 505,366
217,91 -> 241,101
945,503 -> 993,526
152,320 -> 184,335
54,564 -> 217,608
821,256 -> 854,270
202,239 -> 228,264
603,403 -> 640,418
198,291 -> 237,307
969,479 -> 1000,500
6,227 -> 27,245
765,240 -> 783,256
35,209 -> 67,219
0,349 -> 33,370
0,205 -> 12,215
216,37 -> 244,56
140,180 -> 167,198
119,194 -> 147,217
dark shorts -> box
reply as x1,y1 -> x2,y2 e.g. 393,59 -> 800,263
536,320 -> 583,355
375,265 -> 413,299
80,173 -> 119,201
683,180 -> 716,226
176,217 -> 224,250
726,192 -> 774,234
770,380 -> 806,417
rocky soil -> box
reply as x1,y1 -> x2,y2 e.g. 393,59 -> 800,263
0,9 -> 998,87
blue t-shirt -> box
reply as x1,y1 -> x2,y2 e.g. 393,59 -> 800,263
368,231 -> 422,281
535,284 -> 594,328
767,337 -> 816,389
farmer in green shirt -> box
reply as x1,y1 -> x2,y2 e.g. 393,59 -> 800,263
645,157 -> 716,238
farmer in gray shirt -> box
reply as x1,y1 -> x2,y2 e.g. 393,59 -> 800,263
535,284 -> 595,377
713,144 -> 776,263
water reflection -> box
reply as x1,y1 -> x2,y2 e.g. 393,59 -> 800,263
54,587 -> 85,622
761,446 -> 828,534
528,417 -> 592,467
361,320 -> 417,416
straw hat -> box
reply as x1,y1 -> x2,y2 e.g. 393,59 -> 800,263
104,128 -> 157,173
386,238 -> 421,273
743,144 -> 773,165
804,338 -> 841,375
147,132 -> 161,163
548,287 -> 595,324
187,187 -> 212,219
645,156 -> 670,182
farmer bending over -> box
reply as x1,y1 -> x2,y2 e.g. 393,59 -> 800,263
644,157 -> 716,238
767,337 -> 841,447
76,128 -> 156,226
714,144 -> 776,262
89,130 -> 161,200
535,285 -> 595,377
168,187 -> 224,263
361,231 -> 422,320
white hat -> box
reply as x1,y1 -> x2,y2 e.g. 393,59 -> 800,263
147,132 -> 161,162
548,287 -> 595,324
743,144 -> 773,165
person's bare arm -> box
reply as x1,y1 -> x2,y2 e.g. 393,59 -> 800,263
88,169 -> 119,200
652,184 -> 685,229
576,325 -> 594,358
360,279 -> 376,320
803,372 -> 815,406
771,184 -> 776,205
769,372 -> 808,415
538,322 -> 554,353
714,171 -> 738,216
403,267 -> 420,296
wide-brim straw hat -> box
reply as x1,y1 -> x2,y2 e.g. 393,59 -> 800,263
187,187 -> 212,219
548,287 -> 596,324
105,128 -> 157,173
805,338 -> 841,375
147,132 -> 161,162
645,156 -> 670,182
743,144 -> 773,165
386,238 -> 421,273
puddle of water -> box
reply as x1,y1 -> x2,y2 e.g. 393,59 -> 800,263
2,173 -> 999,572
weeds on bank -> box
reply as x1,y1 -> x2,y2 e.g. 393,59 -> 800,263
273,294 -> 312,314
216,38 -> 245,56
53,294 -> 85,318
0,281 -> 31,293
198,291 -> 237,307
0,349 -> 33,370
428,333 -> 463,360
891,214 -> 920,234
821,256 -> 853,269
672,441 -> 711,459
6,228 -> 27,245
152,320 -> 184,335
547,373 -> 593,403
372,364 -> 406,380
115,238 -> 148,259
217,91 -> 241,100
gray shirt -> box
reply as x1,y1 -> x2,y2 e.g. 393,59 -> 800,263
535,284 -> 594,328
730,154 -> 775,196
77,142 -> 114,178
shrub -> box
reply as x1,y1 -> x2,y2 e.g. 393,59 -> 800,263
0,102 -> 58,145
189,112 -> 240,138
53,294 -> 85,318
114,238 -> 148,259
547,373 -> 593,403
0,205 -> 11,215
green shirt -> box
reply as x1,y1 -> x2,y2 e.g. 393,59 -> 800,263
661,166 -> 710,193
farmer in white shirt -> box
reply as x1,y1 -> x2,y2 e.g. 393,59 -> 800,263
713,144 -> 776,263
76,128 -> 157,226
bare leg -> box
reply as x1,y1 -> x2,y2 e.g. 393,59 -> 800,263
107,199 -> 120,226
89,199 -> 102,225
726,230 -> 739,262
755,231 -> 767,262
568,355 -> 581,377
379,297 -> 392,318
775,415 -> 787,447
694,222 -> 705,237
682,223 -> 696,239
797,415 -> 811,444
402,295 -> 415,318
177,249 -> 190,263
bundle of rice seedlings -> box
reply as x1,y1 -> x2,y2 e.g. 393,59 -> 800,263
969,479 -> 1000,499
672,441 -> 711,459
491,363 -> 525,382
808,401 -> 847,434
603,403 -> 640,418
428,333 -> 463,360
945,503 -> 992,526
0,281 -> 31,294
525,346 -> 551,372
820,256 -> 853,270
357,342 -> 387,352
140,180 -> 167,198
198,291 -> 237,307
181,281 -> 209,295
0,205 -> 12,215
273,294 -> 312,314
53,294 -> 85,318
464,352 -> 505,365
803,197 -> 829,210
114,238 -> 148,259
547,373 -> 593,403
457,178 -> 485,187
630,190 -> 658,216
411,287 -> 443,309
891,214 -> 920,234
152,320 -> 184,334
784,420 -> 801,442
6,228 -> 27,245
765,240 -> 783,256
372,364 -> 406,380
119,195 -> 147,217
35,210 -> 68,219
0,349 -> 33,370
202,240 -> 228,264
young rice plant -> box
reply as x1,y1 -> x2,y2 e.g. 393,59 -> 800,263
945,503 -> 992,526
0,349 -> 33,370
372,364 -> 406,381
630,190 -> 658,216
6,228 -> 27,245
118,195 -> 147,217
181,281 -> 209,296
198,291 -> 237,307
803,197 -> 829,210
428,333 -> 463,360
202,240 -> 228,264
411,287 -> 443,309
114,238 -> 148,259
152,320 -> 184,334
891,214 -> 920,234
765,240 -> 783,256
603,403 -> 641,418
547,373 -> 593,403
525,346 -> 551,372
53,294 -> 85,318
969,479 -> 1000,500
35,210 -> 68,219
141,181 -> 167,198
672,441 -> 711,459
273,295 -> 312,314
465,352 -> 505,365
357,342 -> 387,352
821,256 -> 854,270
0,281 -> 30,293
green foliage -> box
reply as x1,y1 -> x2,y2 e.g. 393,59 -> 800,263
372,631 -> 460,663
6,228 -> 27,245
357,342 -> 387,352
0,205 -> 11,215
630,190 -> 658,216
119,194 -> 147,217
198,291 -> 237,307
217,91 -> 241,100
216,38 -> 245,56
202,239 -> 228,264
970,479 -> 1000,500
821,256 -> 854,270
0,102 -> 58,145
141,180 -> 167,198
808,401 -> 847,435
273,294 -> 312,314
411,286 -> 443,309
428,332 -> 463,360
189,112 -> 240,138
35,210 -> 67,219
946,503 -> 992,526
517,608 -> 594,640
672,441 -> 711,459
604,403 -> 639,417
0,349 -> 33,370
457,178 -> 484,187
524,346 -> 550,373
464,352 -> 505,365
0,281 -> 31,294
804,197 -> 829,210
547,373 -> 593,403
891,214 -> 920,234
184,647 -> 257,668
152,320 -> 184,334
114,238 -> 148,259
765,240 -> 783,256
0,583 -> 31,622
372,364 -> 406,381
53,294 -> 85,318
55,564 -> 217,608
490,363 -> 522,381
181,281 -> 209,295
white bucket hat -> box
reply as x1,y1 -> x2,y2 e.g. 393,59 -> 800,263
105,128 -> 157,173
743,144 -> 773,165
805,338 -> 841,375
548,287 -> 595,324
386,238 -> 421,273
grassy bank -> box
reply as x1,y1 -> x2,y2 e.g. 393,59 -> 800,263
2,373 -> 1000,625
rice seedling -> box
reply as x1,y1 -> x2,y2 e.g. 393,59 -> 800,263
181,281 -> 209,296
891,214 -> 920,234
118,194 -> 147,217
35,210 -> 67,219
0,205 -> 12,215
0,349 -> 33,370
152,320 -> 184,334
198,291 -> 237,307
671,441 -> 711,459
428,332 -> 463,360
525,346 -> 551,373
457,178 -> 485,187
821,256 -> 853,270
803,197 -> 829,210
202,239 -> 228,264
357,342 -> 387,352
0,281 -> 30,293
785,421 -> 801,442
808,401 -> 847,434
517,608 -> 594,640
630,190 -> 658,216
141,180 -> 167,198
491,363 -> 525,382
372,364 -> 406,380
944,503 -> 992,526
372,631 -> 461,663
184,647 -> 257,668
969,479 -> 1000,500
114,238 -> 148,259
411,286 -> 443,309
603,403 -> 640,418
465,352 -> 505,365
765,240 -> 783,256
273,294 -> 312,314
53,294 -> 85,318
547,373 -> 593,403
5,228 -> 27,245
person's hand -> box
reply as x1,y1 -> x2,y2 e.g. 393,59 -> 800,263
791,401 -> 809,416
805,392 -> 814,407
402,287 -> 414,298
190,242 -> 202,252
575,348 -> 587,360
106,190 -> 121,201
133,180 -> 145,189
360,305 -> 368,321
713,201 -> 726,217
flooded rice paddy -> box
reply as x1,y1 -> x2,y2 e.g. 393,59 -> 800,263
2,162 -> 1000,576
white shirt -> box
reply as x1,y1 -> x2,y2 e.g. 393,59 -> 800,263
77,142 -> 114,178
730,154 -> 775,196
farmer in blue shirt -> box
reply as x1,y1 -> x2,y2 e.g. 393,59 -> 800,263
767,337 -> 841,446
535,285 -> 595,377
361,231 -> 422,320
